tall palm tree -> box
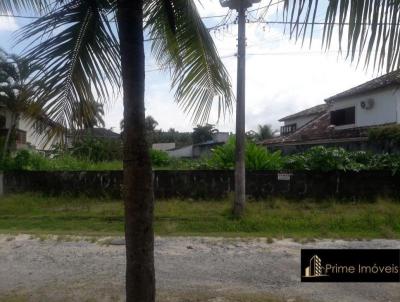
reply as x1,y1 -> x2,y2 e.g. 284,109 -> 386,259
0,50 -> 40,158
1,1 -> 233,301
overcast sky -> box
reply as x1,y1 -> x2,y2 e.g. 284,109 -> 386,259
0,0 -> 379,133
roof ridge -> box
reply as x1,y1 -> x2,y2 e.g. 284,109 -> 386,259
326,69 -> 400,102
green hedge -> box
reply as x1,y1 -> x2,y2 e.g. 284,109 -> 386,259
2,145 -> 400,173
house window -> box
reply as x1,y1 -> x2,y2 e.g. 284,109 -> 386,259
330,107 -> 355,126
281,123 -> 297,136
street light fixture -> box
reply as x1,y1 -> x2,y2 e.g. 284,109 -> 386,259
220,0 -> 260,9
219,0 -> 260,217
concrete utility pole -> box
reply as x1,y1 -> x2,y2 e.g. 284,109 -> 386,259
220,0 -> 260,217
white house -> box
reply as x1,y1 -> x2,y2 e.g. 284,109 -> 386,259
325,72 -> 400,129
0,105 -> 61,152
262,70 -> 400,153
279,104 -> 327,136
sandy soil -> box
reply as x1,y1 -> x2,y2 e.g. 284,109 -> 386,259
1,235 -> 400,302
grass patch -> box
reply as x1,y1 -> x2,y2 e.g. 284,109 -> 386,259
0,193 -> 400,239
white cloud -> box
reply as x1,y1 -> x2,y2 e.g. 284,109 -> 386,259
0,16 -> 18,31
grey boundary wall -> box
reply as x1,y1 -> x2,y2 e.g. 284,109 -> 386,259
2,170 -> 400,200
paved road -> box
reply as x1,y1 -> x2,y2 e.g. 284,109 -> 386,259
1,235 -> 400,301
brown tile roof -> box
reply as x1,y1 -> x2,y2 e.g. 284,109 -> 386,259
326,69 -> 400,102
261,113 -> 393,146
279,104 -> 327,121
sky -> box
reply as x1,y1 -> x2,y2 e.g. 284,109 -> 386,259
0,1 -> 380,134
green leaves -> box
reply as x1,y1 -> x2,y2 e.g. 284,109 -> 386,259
144,0 -> 234,124
209,137 -> 284,170
7,0 -> 233,142
283,0 -> 400,72
0,0 -> 48,14
18,0 -> 120,131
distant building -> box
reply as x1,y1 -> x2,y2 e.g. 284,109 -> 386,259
167,132 -> 230,158
279,104 -> 327,136
262,70 -> 400,154
152,143 -> 176,151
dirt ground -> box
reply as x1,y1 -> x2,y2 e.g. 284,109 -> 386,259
1,235 -> 400,302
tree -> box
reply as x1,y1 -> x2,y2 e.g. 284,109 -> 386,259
7,1 -> 233,301
71,101 -> 105,129
145,116 -> 158,132
192,123 -> 218,144
255,124 -> 276,141
0,50 -> 40,159
145,116 -> 159,145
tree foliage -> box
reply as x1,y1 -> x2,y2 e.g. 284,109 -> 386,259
209,137 -> 283,170
192,124 -> 218,144
282,0 -> 400,73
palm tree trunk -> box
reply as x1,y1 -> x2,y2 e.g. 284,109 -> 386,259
2,114 -> 16,160
117,1 -> 155,302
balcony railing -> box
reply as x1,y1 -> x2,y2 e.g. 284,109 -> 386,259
280,124 -> 297,136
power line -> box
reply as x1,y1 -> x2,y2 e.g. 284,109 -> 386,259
0,12 -> 232,20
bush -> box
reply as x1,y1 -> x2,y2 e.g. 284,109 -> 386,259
283,146 -> 400,174
283,146 -> 365,171
70,137 -> 123,162
369,125 -> 400,146
150,149 -> 170,167
208,138 -> 283,170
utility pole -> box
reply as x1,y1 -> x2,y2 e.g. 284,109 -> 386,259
220,0 -> 260,217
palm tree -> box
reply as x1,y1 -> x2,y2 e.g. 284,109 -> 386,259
0,50 -> 40,159
2,1 -> 233,301
71,101 -> 105,129
256,124 -> 276,141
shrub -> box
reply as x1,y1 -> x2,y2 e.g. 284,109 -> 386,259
283,146 -> 366,171
70,137 -> 123,162
150,149 -> 170,167
369,125 -> 400,146
208,138 -> 283,170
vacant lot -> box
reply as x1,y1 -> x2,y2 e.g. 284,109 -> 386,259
1,194 -> 400,238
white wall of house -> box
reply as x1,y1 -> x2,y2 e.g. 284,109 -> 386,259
283,114 -> 319,129
330,87 -> 400,129
212,132 -> 229,143
18,118 -> 60,151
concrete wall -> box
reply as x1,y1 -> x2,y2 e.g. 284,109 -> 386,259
330,87 -> 400,129
3,170 -> 400,200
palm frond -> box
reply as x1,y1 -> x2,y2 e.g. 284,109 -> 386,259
17,0 -> 120,132
0,0 -> 49,14
283,0 -> 400,73
144,0 -> 234,124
